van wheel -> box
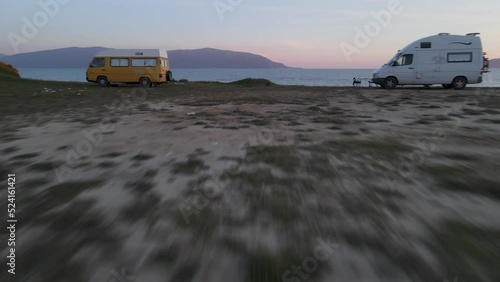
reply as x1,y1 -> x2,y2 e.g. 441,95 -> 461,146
139,77 -> 151,87
384,77 -> 398,89
442,84 -> 453,89
166,71 -> 173,82
452,76 -> 467,90
97,76 -> 108,87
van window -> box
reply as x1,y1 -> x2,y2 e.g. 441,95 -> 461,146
110,58 -> 129,67
91,58 -> 105,67
132,58 -> 157,67
421,42 -> 432,48
395,54 -> 413,66
448,52 -> 472,63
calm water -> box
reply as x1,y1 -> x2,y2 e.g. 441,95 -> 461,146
18,68 -> 500,87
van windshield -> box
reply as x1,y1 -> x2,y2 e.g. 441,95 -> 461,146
386,53 -> 401,65
91,57 -> 105,68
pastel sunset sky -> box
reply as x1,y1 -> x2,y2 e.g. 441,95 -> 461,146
1,0 -> 499,68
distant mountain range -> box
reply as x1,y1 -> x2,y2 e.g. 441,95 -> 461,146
490,58 -> 500,68
0,47 -> 288,69
169,48 -> 286,68
0,53 -> 6,58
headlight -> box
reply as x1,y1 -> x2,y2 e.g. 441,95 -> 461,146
373,73 -> 381,78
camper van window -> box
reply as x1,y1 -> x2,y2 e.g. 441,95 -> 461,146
447,52 -> 472,63
132,59 -> 157,67
91,58 -> 105,67
110,58 -> 129,67
421,42 -> 432,48
387,53 -> 401,65
395,54 -> 413,66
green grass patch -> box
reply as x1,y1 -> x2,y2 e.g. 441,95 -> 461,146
131,153 -> 154,161
422,164 -> 500,200
0,62 -> 20,78
247,118 -> 270,126
97,161 -> 117,168
1,146 -> 20,154
229,78 -> 275,87
312,116 -> 349,125
245,145 -> 300,173
120,193 -> 161,222
21,180 -> 104,223
125,180 -> 155,195
477,118 -> 500,124
306,139 -> 413,161
225,169 -> 307,188
305,153 -> 335,179
246,250 -> 303,282
170,261 -> 199,282
483,109 -> 500,115
100,152 -> 124,158
9,152 -> 40,160
438,176 -> 500,200
430,220 -> 500,281
29,162 -> 59,172
437,152 -> 479,162
149,245 -> 180,265
462,108 -> 484,116
171,158 -> 209,175
420,164 -> 469,177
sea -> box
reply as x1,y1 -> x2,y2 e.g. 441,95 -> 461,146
17,68 -> 500,87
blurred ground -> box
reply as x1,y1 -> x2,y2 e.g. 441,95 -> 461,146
1,78 -> 500,282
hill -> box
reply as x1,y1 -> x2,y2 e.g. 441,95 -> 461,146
1,47 -> 107,68
0,53 -> 6,58
489,58 -> 500,68
1,47 -> 288,69
0,62 -> 20,78
168,48 -> 287,68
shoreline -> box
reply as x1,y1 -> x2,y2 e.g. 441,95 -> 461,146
13,67 -> 500,87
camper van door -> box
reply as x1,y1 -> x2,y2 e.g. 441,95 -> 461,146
393,53 -> 416,84
415,51 -> 444,84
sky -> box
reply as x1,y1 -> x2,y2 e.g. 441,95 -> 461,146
0,0 -> 499,68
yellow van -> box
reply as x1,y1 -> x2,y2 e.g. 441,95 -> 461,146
86,49 -> 172,87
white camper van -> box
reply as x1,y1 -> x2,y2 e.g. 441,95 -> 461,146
372,33 -> 489,89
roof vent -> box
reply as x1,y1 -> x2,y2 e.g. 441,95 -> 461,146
466,32 -> 480,36
438,33 -> 450,36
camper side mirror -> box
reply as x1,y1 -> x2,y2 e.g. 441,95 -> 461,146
89,63 -> 92,68
392,61 -> 399,67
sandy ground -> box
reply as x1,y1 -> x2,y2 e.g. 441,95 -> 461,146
1,80 -> 500,282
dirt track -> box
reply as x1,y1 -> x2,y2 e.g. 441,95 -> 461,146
1,80 -> 500,282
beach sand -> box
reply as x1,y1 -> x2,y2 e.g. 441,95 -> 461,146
1,79 -> 500,281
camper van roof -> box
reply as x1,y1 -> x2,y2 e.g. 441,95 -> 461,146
399,34 -> 482,52
95,49 -> 168,58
